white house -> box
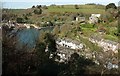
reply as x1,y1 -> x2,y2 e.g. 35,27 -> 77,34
91,14 -> 101,18
76,17 -> 85,22
89,14 -> 101,24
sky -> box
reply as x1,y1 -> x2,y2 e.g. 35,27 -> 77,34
1,0 -> 120,9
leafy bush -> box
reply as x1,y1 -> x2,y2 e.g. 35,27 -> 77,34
32,5 -> 35,8
75,5 -> 79,9
52,25 -> 60,36
37,5 -> 42,9
106,3 -> 117,10
42,5 -> 48,9
16,17 -> 24,23
33,9 -> 42,14
80,24 -> 96,28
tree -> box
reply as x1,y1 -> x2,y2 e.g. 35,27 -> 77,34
105,3 -> 118,22
2,13 -> 17,21
37,5 -> 42,9
58,53 -> 96,76
33,9 -> 42,14
105,8 -> 117,22
2,24 -> 38,75
60,24 -> 70,37
2,13 -> 9,21
106,3 -> 117,10
47,21 -> 53,26
36,32 -> 58,75
53,25 -> 60,36
16,17 -> 24,23
38,31 -> 57,53
43,5 -> 48,9
24,16 -> 28,20
32,5 -> 35,8
75,5 -> 79,9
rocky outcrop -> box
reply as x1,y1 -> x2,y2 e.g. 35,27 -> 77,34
89,37 -> 119,53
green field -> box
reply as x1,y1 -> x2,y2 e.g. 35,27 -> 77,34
47,5 -> 105,14
5,5 -> 105,15
3,4 -> 106,23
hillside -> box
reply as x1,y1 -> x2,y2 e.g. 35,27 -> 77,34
47,5 -> 105,14
5,4 -> 105,14
2,4 -> 106,24
2,3 -> 120,76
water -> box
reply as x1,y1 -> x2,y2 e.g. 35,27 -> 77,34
17,27 -> 54,48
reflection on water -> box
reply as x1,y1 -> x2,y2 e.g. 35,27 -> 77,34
17,27 -> 53,48
17,28 -> 39,47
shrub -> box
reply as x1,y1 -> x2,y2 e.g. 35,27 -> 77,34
16,17 -> 24,23
53,25 -> 60,36
42,5 -> 48,9
106,3 -> 117,10
37,5 -> 42,9
32,5 -> 35,8
33,9 -> 42,14
75,5 -> 79,9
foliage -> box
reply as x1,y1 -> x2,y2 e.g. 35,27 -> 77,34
16,17 -> 24,23
2,26 -> 119,75
38,32 -> 57,52
47,5 -> 105,14
74,5 -> 79,9
2,25 -> 37,75
2,3 -> 119,76
47,21 -> 54,26
2,13 -> 17,21
80,24 -> 96,28
42,5 -> 48,9
41,21 -> 54,27
106,3 -> 117,10
104,8 -> 117,22
60,24 -> 71,37
118,22 -> 120,34
37,5 -> 42,9
24,15 -> 28,20
79,36 -> 102,52
32,5 -> 35,8
103,35 -> 118,42
33,9 -> 42,14
35,22 -> 41,27
58,53 -> 95,76
36,32 -> 58,75
52,25 -> 60,36
86,3 -> 97,5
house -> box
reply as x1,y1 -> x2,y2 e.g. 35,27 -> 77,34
76,17 -> 85,22
91,14 -> 101,18
89,14 -> 101,24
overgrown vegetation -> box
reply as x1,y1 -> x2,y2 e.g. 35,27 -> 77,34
2,26 -> 111,76
2,3 -> 119,76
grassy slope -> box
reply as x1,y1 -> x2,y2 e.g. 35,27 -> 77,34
47,5 -> 105,14
6,5 -> 105,23
8,5 -> 105,15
